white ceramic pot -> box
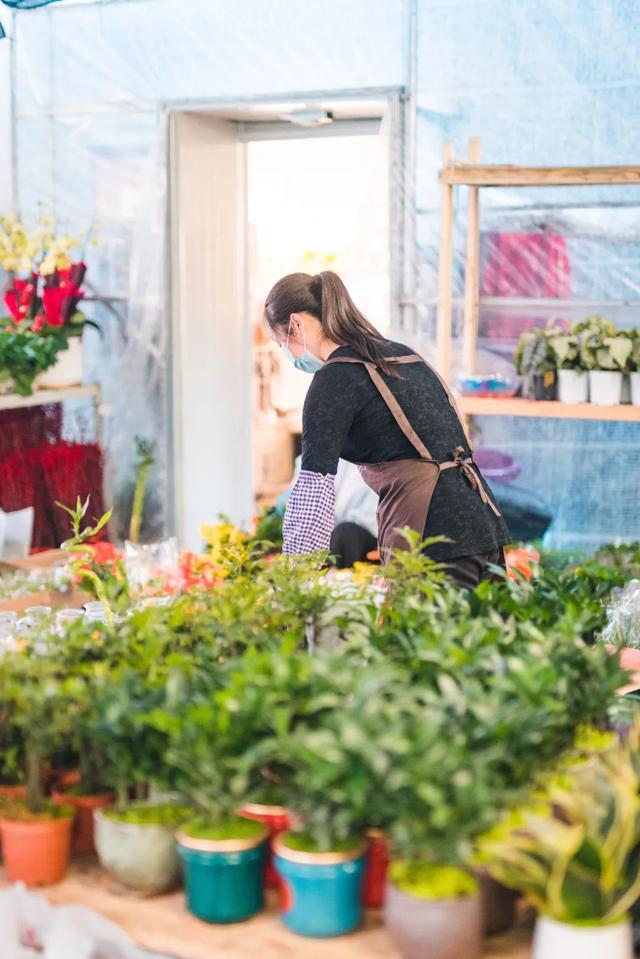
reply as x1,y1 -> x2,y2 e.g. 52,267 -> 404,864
557,369 -> 588,404
630,371 -> 640,406
589,370 -> 622,406
533,916 -> 632,959
38,337 -> 83,389
621,374 -> 631,404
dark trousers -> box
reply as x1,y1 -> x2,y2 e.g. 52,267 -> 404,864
444,548 -> 506,590
330,522 -> 378,569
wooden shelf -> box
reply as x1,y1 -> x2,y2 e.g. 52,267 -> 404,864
439,163 -> 640,188
459,396 -> 640,421
0,384 -> 100,411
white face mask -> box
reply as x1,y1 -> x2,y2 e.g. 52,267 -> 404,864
282,321 -> 324,374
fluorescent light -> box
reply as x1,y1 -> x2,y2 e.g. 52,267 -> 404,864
281,109 -> 334,127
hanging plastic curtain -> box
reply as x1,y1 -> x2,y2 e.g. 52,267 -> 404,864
1,0 -> 61,40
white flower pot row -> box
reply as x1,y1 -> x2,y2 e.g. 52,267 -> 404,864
557,369 -> 640,406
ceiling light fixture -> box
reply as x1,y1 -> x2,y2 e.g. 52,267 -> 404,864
280,109 -> 335,127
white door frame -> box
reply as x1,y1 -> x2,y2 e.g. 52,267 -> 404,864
167,88 -> 412,547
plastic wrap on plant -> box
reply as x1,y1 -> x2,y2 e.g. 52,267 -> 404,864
123,537 -> 180,602
0,881 -> 174,958
602,580 -> 640,651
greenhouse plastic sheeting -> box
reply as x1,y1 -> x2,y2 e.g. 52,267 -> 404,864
8,0 -> 640,550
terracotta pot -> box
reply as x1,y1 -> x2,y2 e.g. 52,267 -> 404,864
51,789 -> 115,855
238,803 -> 291,889
384,881 -> 482,959
478,873 -> 517,935
0,812 -> 73,886
363,829 -> 389,908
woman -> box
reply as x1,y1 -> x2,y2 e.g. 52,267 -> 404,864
264,271 -> 510,588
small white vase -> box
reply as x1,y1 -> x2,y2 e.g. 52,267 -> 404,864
38,337 -> 83,389
589,370 -> 622,406
557,369 -> 588,404
533,916 -> 632,959
631,371 -> 640,406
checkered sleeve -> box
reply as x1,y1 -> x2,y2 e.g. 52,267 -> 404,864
282,469 -> 336,554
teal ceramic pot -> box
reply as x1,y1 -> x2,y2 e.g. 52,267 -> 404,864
177,828 -> 268,924
273,835 -> 367,937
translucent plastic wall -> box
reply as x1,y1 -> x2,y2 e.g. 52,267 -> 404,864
10,0 -> 640,550
10,0 -> 406,538
414,0 -> 640,551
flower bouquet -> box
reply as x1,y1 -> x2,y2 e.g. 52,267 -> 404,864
0,213 -> 99,395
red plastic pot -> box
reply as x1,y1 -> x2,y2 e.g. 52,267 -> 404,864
0,784 -> 27,801
239,802 -> 291,888
363,828 -> 389,908
51,789 -> 115,855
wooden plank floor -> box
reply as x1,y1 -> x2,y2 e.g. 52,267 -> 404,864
2,862 -> 533,959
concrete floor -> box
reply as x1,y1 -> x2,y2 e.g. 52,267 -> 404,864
2,861 -> 533,959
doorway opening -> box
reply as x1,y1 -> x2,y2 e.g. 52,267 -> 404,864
170,94 -> 404,549
249,129 -> 391,509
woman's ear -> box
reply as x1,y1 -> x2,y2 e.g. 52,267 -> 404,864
289,312 -> 302,336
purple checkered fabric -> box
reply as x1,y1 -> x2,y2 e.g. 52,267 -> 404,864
283,469 -> 336,554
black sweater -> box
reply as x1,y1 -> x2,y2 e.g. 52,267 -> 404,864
301,340 -> 511,562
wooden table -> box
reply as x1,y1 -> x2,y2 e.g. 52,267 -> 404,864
2,863 -> 533,959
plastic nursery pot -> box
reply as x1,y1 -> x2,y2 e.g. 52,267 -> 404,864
363,828 -> 390,909
94,804 -> 189,894
477,872 -> 518,936
273,833 -> 367,938
531,371 -> 557,401
384,866 -> 482,959
589,370 -> 622,406
177,820 -> 269,924
0,804 -> 74,886
51,788 -> 115,855
557,369 -> 589,404
238,802 -> 291,889
533,915 -> 633,959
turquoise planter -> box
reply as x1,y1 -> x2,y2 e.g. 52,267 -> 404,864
177,831 -> 268,924
273,836 -> 367,937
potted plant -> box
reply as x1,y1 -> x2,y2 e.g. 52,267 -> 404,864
514,324 -> 557,400
0,651 -> 74,885
476,722 -> 640,959
87,662 -> 194,894
549,328 -> 589,403
577,316 -> 632,406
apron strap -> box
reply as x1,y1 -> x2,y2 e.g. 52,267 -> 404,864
325,355 -> 434,460
325,354 -> 501,518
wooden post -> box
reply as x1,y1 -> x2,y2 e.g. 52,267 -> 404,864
462,137 -> 481,373
437,142 -> 455,382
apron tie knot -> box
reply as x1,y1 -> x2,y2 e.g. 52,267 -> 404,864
450,448 -> 502,517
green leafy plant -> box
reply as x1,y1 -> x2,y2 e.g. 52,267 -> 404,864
515,324 -> 557,375
577,315 -> 632,372
56,495 -> 113,621
475,719 -> 640,925
389,861 -> 478,900
548,330 -> 585,371
0,320 -> 68,395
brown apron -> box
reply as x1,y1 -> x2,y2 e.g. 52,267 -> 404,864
325,354 -> 502,564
